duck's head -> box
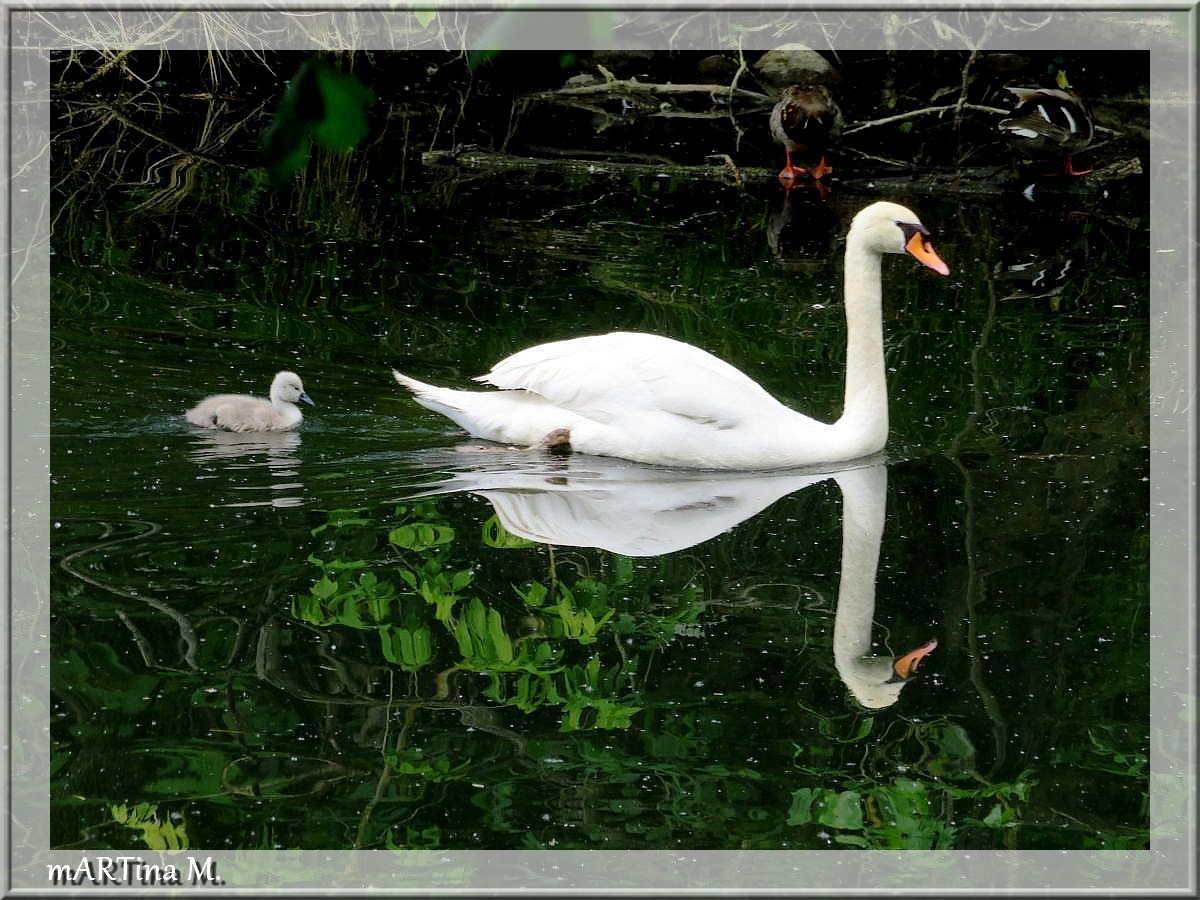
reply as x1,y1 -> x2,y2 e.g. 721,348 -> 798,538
271,370 -> 315,406
849,201 -> 950,276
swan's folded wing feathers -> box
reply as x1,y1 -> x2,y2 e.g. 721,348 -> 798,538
476,332 -> 789,428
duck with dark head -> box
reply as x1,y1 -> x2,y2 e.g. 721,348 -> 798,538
998,84 -> 1095,176
770,84 -> 844,186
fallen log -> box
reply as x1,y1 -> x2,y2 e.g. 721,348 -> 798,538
421,146 -> 1143,196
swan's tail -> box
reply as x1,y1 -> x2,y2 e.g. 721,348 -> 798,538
393,370 -> 469,418
393,369 -> 518,442
393,369 -> 573,448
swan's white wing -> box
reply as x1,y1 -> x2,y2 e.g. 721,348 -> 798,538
476,332 -> 792,427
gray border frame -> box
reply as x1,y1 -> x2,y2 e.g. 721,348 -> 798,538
7,3 -> 1195,894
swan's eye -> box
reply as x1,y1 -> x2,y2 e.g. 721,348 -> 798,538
896,221 -> 929,242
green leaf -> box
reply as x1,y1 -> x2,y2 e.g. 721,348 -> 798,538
487,608 -> 513,663
482,515 -> 535,549
517,581 -> 548,608
261,56 -> 374,186
310,575 -> 338,600
309,63 -> 374,152
380,625 -> 433,671
453,618 -> 473,657
822,791 -> 864,830
389,522 -> 455,551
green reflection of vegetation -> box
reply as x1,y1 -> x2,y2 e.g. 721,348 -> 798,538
50,457 -> 1149,851
296,500 -> 642,731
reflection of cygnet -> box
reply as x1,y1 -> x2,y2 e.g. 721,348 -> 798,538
187,428 -> 301,463
832,466 -> 937,709
185,371 -> 314,432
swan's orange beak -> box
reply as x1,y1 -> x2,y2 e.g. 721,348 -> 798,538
906,233 -> 950,276
891,638 -> 938,681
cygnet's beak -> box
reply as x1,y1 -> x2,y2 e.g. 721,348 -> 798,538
889,638 -> 939,682
300,392 -> 315,406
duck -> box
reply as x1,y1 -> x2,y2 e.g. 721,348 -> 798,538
185,370 -> 315,432
769,84 -> 844,184
997,85 -> 1094,175
393,201 -> 949,471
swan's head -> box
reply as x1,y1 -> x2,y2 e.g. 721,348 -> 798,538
840,638 -> 939,709
270,371 -> 315,406
849,201 -> 950,276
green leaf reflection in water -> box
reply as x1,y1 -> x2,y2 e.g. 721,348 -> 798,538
296,499 -> 643,733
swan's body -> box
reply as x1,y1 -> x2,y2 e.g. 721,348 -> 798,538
185,370 -> 315,433
394,201 -> 948,470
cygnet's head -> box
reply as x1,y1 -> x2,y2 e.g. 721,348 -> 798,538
849,201 -> 950,275
270,370 -> 315,406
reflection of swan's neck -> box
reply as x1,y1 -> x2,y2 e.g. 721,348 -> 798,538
832,465 -> 902,709
836,242 -> 888,453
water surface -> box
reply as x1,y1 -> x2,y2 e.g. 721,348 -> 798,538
50,174 -> 1150,851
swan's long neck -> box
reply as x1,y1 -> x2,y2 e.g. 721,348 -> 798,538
832,465 -> 904,708
837,241 -> 889,453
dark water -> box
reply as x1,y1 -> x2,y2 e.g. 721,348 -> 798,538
50,173 -> 1149,852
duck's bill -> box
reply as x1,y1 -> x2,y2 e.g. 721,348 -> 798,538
907,233 -> 950,276
892,638 -> 939,681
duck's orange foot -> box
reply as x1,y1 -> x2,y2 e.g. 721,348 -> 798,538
1042,155 -> 1092,177
778,165 -> 807,187
810,157 -> 834,180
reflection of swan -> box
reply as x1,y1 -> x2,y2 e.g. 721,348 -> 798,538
394,201 -> 949,470
831,465 -> 936,708
408,452 -> 935,706
408,449 -> 849,556
186,429 -> 305,508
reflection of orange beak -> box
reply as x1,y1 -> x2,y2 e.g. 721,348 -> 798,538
906,233 -> 950,276
892,638 -> 939,680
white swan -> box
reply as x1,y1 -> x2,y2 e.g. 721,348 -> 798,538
393,201 -> 949,470
184,370 -> 315,433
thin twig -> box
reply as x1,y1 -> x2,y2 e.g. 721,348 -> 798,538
534,78 -> 773,106
843,102 -> 1008,135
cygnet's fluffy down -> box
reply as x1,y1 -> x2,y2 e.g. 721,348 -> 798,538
185,370 -> 315,432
